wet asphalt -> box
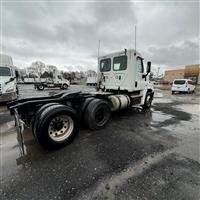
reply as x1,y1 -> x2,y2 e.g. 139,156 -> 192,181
0,84 -> 200,200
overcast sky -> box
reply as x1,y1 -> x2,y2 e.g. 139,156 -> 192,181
1,1 -> 199,73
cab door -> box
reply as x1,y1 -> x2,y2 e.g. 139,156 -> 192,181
135,57 -> 146,90
99,58 -> 112,88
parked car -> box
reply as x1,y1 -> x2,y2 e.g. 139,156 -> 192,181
171,79 -> 195,94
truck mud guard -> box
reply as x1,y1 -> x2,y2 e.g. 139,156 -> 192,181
14,108 -> 25,156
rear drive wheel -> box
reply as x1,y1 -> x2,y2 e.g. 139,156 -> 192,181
32,103 -> 60,136
34,104 -> 79,149
143,91 -> 153,109
37,84 -> 44,90
84,99 -> 111,130
172,91 -> 175,95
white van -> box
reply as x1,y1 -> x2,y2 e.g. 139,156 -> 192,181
171,79 -> 195,94
0,54 -> 19,102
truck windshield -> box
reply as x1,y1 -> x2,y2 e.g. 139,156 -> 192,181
174,80 -> 185,85
0,67 -> 11,76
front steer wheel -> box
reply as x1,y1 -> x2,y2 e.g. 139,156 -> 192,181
143,91 -> 153,110
84,99 -> 111,130
34,104 -> 79,149
37,84 -> 44,91
61,84 -> 68,89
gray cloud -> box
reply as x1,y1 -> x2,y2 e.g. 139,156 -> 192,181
1,1 -> 199,71
146,39 -> 199,67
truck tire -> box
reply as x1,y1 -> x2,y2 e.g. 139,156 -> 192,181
143,91 -> 153,110
84,99 -> 111,130
81,97 -> 95,114
61,84 -> 68,89
37,84 -> 44,91
34,104 -> 79,149
32,103 -> 60,137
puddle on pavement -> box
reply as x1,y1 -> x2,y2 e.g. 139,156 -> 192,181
153,98 -> 172,104
0,121 -> 15,134
151,110 -> 173,124
163,118 -> 200,163
0,107 -> 8,113
175,104 -> 200,116
154,91 -> 163,98
0,105 -> 10,114
1,123 -> 46,180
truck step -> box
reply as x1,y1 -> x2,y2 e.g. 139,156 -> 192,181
132,104 -> 142,108
130,94 -> 143,99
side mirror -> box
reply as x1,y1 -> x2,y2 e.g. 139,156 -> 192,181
15,70 -> 19,78
146,61 -> 151,74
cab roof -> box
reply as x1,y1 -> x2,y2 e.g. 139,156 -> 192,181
99,49 -> 142,59
173,79 -> 193,81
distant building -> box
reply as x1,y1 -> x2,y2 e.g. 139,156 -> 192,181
164,64 -> 200,84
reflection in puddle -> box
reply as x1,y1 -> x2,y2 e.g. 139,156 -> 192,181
175,104 -> 200,116
0,121 -> 15,134
151,110 -> 172,123
153,98 -> 172,104
154,92 -> 163,98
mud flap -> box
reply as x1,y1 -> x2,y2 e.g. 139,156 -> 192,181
14,109 -> 25,156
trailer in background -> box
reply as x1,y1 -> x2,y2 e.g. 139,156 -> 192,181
86,76 -> 97,86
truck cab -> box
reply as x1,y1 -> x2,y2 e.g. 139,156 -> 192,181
97,49 -> 153,108
0,54 -> 18,102
98,49 -> 152,92
35,74 -> 70,90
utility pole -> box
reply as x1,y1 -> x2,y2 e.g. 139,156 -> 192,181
135,25 -> 136,52
156,67 -> 160,80
134,25 -> 137,56
97,40 -> 100,73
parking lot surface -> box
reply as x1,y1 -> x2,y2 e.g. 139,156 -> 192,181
1,84 -> 200,200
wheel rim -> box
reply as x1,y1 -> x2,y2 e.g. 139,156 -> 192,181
146,95 -> 152,107
39,85 -> 43,89
63,84 -> 67,89
94,106 -> 110,125
95,108 -> 105,124
48,115 -> 74,142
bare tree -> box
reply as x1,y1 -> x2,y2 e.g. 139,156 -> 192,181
31,61 -> 46,80
46,65 -> 57,73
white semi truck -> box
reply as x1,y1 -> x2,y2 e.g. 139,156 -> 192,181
34,73 -> 70,90
0,54 -> 19,103
8,49 -> 154,151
